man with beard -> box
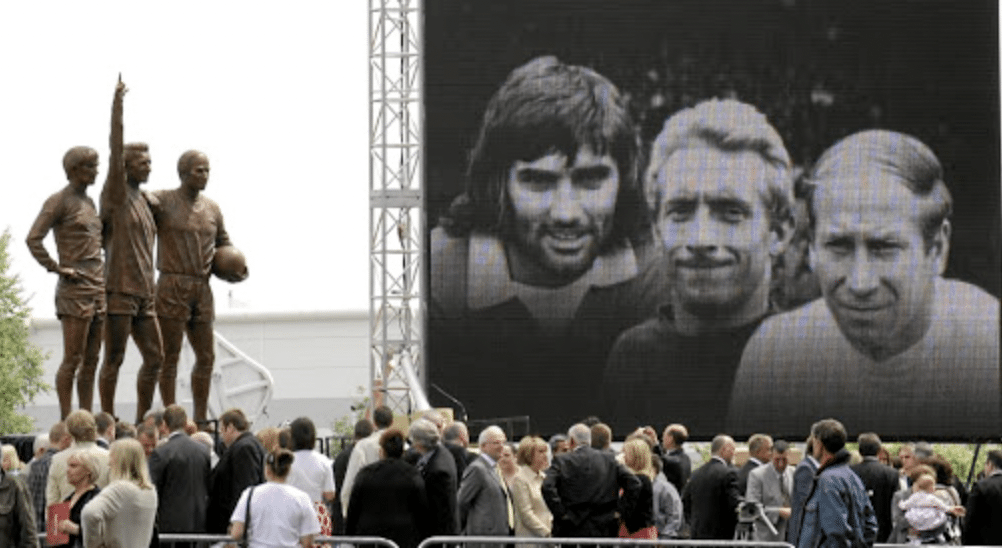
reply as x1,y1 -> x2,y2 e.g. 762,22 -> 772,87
602,99 -> 794,434
429,56 -> 668,431
97,77 -> 164,423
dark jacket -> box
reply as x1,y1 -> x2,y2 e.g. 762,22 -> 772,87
797,449 -> 877,548
420,445 -> 459,535
346,458 -> 430,548
661,448 -> 691,494
737,458 -> 760,495
149,432 -> 211,534
620,474 -> 653,534
429,229 -> 670,434
542,446 -> 641,538
445,441 -> 477,481
787,455 -> 818,546
206,431 -> 265,534
332,440 -> 356,534
850,456 -> 899,543
963,472 -> 1002,546
0,470 -> 37,548
681,457 -> 741,540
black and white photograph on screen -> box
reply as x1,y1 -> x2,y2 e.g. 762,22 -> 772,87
424,0 -> 1000,439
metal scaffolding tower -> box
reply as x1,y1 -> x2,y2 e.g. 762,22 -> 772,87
369,0 -> 423,415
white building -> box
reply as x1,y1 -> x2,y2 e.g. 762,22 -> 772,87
22,310 -> 370,432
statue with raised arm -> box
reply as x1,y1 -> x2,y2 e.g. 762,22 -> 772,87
98,77 -> 165,423
150,149 -> 247,426
26,146 -> 105,419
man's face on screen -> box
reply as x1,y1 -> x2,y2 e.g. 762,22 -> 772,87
656,147 -> 778,316
504,146 -> 619,286
810,174 -> 945,360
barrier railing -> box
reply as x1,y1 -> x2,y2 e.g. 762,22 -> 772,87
419,536 -> 795,548
37,533 -> 400,548
35,532 -> 1002,548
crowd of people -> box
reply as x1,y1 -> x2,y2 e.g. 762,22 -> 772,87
4,402 -> 1002,547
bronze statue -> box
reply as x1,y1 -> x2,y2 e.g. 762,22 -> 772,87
26,147 -> 106,419
98,77 -> 165,423
150,150 -> 246,425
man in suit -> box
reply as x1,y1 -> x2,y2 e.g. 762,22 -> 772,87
745,439 -> 794,542
410,418 -> 459,536
963,449 -> 1002,545
787,432 -> 819,547
148,404 -> 210,548
541,423 -> 641,542
681,434 -> 741,539
850,432 -> 899,543
458,425 -> 512,548
590,423 -> 614,455
444,421 -> 477,480
660,423 -> 691,493
94,412 -> 116,449
738,434 -> 773,494
206,408 -> 265,534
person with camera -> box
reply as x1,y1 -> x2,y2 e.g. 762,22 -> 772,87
744,440 -> 794,542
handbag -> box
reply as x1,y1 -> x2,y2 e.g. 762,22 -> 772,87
240,486 -> 255,548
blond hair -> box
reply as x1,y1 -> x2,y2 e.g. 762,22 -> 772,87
516,436 -> 547,467
0,445 -> 23,472
108,439 -> 153,489
622,438 -> 656,480
913,474 -> 937,493
67,449 -> 102,484
645,99 -> 793,227
66,410 -> 98,442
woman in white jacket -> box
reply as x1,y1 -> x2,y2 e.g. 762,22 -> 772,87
510,436 -> 552,548
81,439 -> 158,548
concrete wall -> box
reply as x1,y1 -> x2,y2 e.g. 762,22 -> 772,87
22,310 -> 370,432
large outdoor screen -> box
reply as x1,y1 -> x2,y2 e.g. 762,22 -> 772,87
424,0 -> 1001,440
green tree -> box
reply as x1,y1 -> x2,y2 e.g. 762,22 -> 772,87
0,228 -> 48,433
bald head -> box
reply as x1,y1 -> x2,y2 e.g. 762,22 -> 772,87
711,434 -> 736,464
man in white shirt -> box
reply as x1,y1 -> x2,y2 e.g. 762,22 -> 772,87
46,410 -> 109,504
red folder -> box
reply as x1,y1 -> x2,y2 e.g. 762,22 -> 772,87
47,501 -> 71,546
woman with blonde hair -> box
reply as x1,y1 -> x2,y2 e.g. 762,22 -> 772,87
511,436 -> 552,548
81,438 -> 158,547
618,438 -> 657,539
1,444 -> 24,475
53,449 -> 102,548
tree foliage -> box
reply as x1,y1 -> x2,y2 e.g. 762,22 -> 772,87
0,229 -> 48,433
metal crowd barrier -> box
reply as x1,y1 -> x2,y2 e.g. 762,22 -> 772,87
37,533 -> 401,547
422,538 -> 1002,548
419,536 -> 795,548
36,533 -> 1002,548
